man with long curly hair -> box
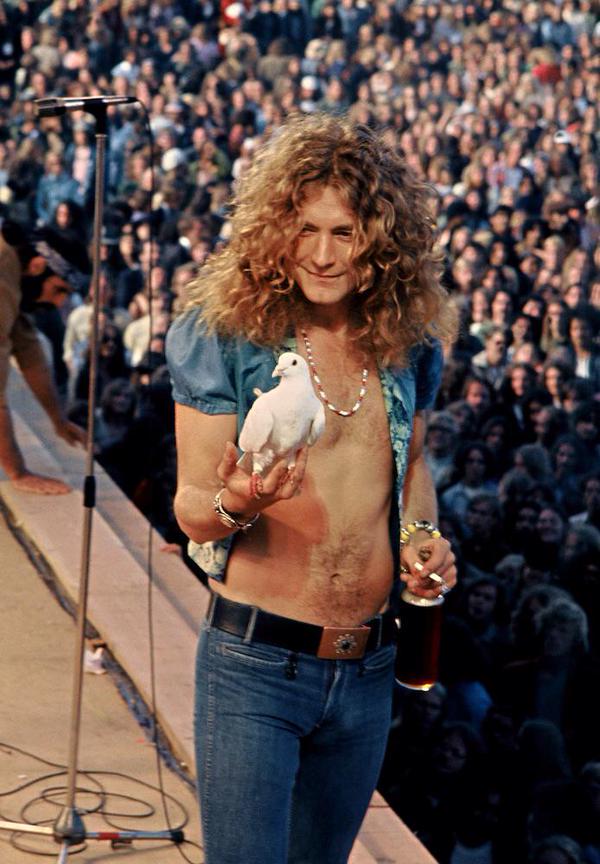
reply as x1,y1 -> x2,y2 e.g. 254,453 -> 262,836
166,113 -> 457,864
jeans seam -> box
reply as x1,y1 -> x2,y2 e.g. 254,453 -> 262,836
201,636 -> 216,848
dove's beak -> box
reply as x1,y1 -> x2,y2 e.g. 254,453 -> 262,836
272,365 -> 282,378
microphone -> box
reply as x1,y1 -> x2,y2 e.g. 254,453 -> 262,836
35,95 -> 138,117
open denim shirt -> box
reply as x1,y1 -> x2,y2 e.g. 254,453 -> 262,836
165,308 -> 442,582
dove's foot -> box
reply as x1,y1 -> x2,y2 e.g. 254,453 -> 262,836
250,473 -> 264,500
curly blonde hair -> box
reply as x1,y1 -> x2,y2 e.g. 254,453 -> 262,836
188,113 -> 456,366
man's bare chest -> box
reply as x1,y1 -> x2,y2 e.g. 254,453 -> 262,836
314,371 -> 391,455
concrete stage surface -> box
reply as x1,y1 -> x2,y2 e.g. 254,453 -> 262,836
0,365 -> 436,864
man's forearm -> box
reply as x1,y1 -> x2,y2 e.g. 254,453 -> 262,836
401,452 -> 439,526
0,404 -> 27,479
175,483 -> 251,545
20,361 -> 64,427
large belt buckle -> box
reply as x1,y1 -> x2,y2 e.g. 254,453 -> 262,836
316,626 -> 370,660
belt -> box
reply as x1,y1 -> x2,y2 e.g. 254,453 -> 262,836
206,593 -> 398,660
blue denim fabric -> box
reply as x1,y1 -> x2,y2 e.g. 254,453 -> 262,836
195,620 -> 395,864
165,308 -> 443,581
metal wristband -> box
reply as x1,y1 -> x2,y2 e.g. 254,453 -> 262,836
213,488 -> 260,533
400,520 -> 442,547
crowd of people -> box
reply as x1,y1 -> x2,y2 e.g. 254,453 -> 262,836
0,0 -> 599,861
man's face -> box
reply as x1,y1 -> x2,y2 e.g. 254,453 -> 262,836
556,443 -> 578,473
426,424 -> 455,456
486,332 -> 507,364
491,291 -> 512,321
490,211 -> 509,234
570,318 -> 592,348
584,478 -> 600,513
467,501 -> 495,536
465,382 -> 490,414
543,616 -> 577,658
293,185 -> 356,314
576,416 -> 597,443
515,506 -> 538,534
467,582 -> 497,621
38,274 -> 71,308
46,154 -> 62,175
464,448 -> 487,484
537,508 -> 564,544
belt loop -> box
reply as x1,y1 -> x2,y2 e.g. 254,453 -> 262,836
244,606 -> 258,643
207,593 -> 217,626
375,615 -> 382,650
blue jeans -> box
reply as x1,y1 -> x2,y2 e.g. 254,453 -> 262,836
194,619 -> 395,864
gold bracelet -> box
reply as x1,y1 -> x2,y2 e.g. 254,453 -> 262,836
213,488 -> 260,532
400,520 -> 442,547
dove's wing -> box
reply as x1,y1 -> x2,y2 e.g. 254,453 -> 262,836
238,398 -> 275,454
307,403 -> 326,446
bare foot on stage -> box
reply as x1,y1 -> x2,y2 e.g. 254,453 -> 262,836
10,472 -> 71,495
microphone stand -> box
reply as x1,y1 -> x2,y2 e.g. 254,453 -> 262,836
0,104 -> 183,861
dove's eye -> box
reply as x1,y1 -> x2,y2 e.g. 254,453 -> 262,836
292,359 -> 298,365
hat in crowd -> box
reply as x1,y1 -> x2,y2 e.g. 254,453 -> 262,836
161,147 -> 186,173
223,2 -> 245,24
428,411 -> 459,435
553,130 -> 572,145
300,75 -> 319,92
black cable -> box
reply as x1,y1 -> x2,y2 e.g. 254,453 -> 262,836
0,741 -> 201,859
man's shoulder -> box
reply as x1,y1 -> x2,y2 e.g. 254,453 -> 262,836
167,308 -> 275,360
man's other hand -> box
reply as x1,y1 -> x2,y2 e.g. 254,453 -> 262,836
400,536 -> 457,599
11,471 -> 71,495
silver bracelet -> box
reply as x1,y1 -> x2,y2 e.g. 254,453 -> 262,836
213,488 -> 260,532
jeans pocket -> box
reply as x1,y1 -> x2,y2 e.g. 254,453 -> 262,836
360,644 -> 396,674
217,640 -> 290,670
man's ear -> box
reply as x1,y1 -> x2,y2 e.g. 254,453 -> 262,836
24,255 -> 47,276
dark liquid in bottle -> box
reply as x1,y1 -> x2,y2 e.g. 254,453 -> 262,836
395,589 -> 444,691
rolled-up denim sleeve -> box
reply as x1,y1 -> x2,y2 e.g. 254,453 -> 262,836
415,339 -> 443,410
165,308 -> 237,415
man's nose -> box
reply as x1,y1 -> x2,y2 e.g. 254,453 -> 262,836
310,232 -> 335,268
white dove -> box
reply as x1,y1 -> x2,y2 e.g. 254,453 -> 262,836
238,352 -> 326,498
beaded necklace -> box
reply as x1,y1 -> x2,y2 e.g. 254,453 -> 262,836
301,329 -> 368,418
